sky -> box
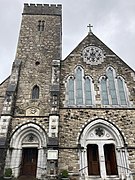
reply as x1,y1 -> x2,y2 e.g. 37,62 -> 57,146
0,0 -> 135,83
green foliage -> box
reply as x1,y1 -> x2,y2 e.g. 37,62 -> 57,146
61,169 -> 69,178
4,168 -> 12,177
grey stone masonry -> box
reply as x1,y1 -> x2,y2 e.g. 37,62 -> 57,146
0,78 -> 9,114
23,3 -> 62,15
0,59 -> 21,176
14,3 -> 62,117
1,3 -> 135,179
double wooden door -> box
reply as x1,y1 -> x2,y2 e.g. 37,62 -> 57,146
87,144 -> 118,176
20,148 -> 38,177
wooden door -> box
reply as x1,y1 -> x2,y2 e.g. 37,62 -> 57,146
87,144 -> 100,175
20,148 -> 38,176
104,144 -> 118,175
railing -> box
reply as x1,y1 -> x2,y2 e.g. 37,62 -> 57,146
79,166 -> 88,180
37,166 -> 46,170
78,165 -> 135,180
79,166 -> 88,172
10,163 -> 22,170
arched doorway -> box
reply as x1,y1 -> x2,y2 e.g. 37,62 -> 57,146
6,123 -> 47,179
79,119 -> 132,180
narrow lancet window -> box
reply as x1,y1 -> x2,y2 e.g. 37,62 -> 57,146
32,85 -> 39,99
107,68 -> 118,105
37,20 -> 45,31
38,20 -> 41,31
76,67 -> 83,105
68,77 -> 74,105
117,77 -> 127,105
101,77 -> 109,105
41,21 -> 45,31
85,77 -> 92,105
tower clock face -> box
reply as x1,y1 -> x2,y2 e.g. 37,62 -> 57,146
82,46 -> 105,65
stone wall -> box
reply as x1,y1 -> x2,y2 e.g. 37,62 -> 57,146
23,3 -> 62,15
11,116 -> 49,134
59,32 -> 135,177
59,108 -> 135,173
13,6 -> 62,119
0,78 -> 9,114
2,6 -> 62,178
60,34 -> 135,108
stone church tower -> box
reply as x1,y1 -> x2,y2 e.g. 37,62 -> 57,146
0,3 -> 135,180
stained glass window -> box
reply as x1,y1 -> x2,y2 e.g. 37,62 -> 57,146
68,77 -> 74,105
66,66 -> 94,106
107,68 -> 118,105
100,67 -> 129,106
76,67 -> 83,105
117,78 -> 127,105
101,77 -> 109,105
85,77 -> 92,105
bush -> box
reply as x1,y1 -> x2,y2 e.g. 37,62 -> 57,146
61,170 -> 69,178
4,168 -> 12,177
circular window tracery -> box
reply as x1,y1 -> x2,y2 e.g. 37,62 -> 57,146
95,127 -> 105,137
82,46 -> 105,65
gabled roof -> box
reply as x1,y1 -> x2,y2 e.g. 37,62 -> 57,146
63,32 -> 135,73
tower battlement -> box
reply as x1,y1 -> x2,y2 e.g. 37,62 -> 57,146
23,3 -> 62,15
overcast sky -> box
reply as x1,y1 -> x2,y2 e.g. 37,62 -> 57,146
0,0 -> 135,83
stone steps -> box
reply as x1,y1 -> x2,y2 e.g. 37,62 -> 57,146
17,175 -> 37,180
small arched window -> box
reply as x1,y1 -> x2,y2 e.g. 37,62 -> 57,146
32,85 -> 39,99
38,20 -> 41,31
37,20 -> 45,31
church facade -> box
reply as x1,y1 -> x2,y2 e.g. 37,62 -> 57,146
0,3 -> 135,180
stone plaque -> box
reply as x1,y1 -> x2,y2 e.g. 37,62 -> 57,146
47,150 -> 58,160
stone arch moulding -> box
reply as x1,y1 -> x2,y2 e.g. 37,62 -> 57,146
78,118 -> 126,147
6,122 -> 47,179
78,119 -> 132,180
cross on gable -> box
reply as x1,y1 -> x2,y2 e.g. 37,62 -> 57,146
87,24 -> 93,33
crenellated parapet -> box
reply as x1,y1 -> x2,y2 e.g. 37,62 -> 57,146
23,3 -> 62,15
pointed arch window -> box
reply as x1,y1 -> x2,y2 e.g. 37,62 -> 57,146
101,77 -> 109,105
117,77 -> 127,105
66,66 -> 94,106
85,77 -> 92,105
100,67 -> 129,106
37,20 -> 45,31
32,85 -> 39,99
76,67 -> 83,105
67,77 -> 74,105
107,68 -> 118,105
